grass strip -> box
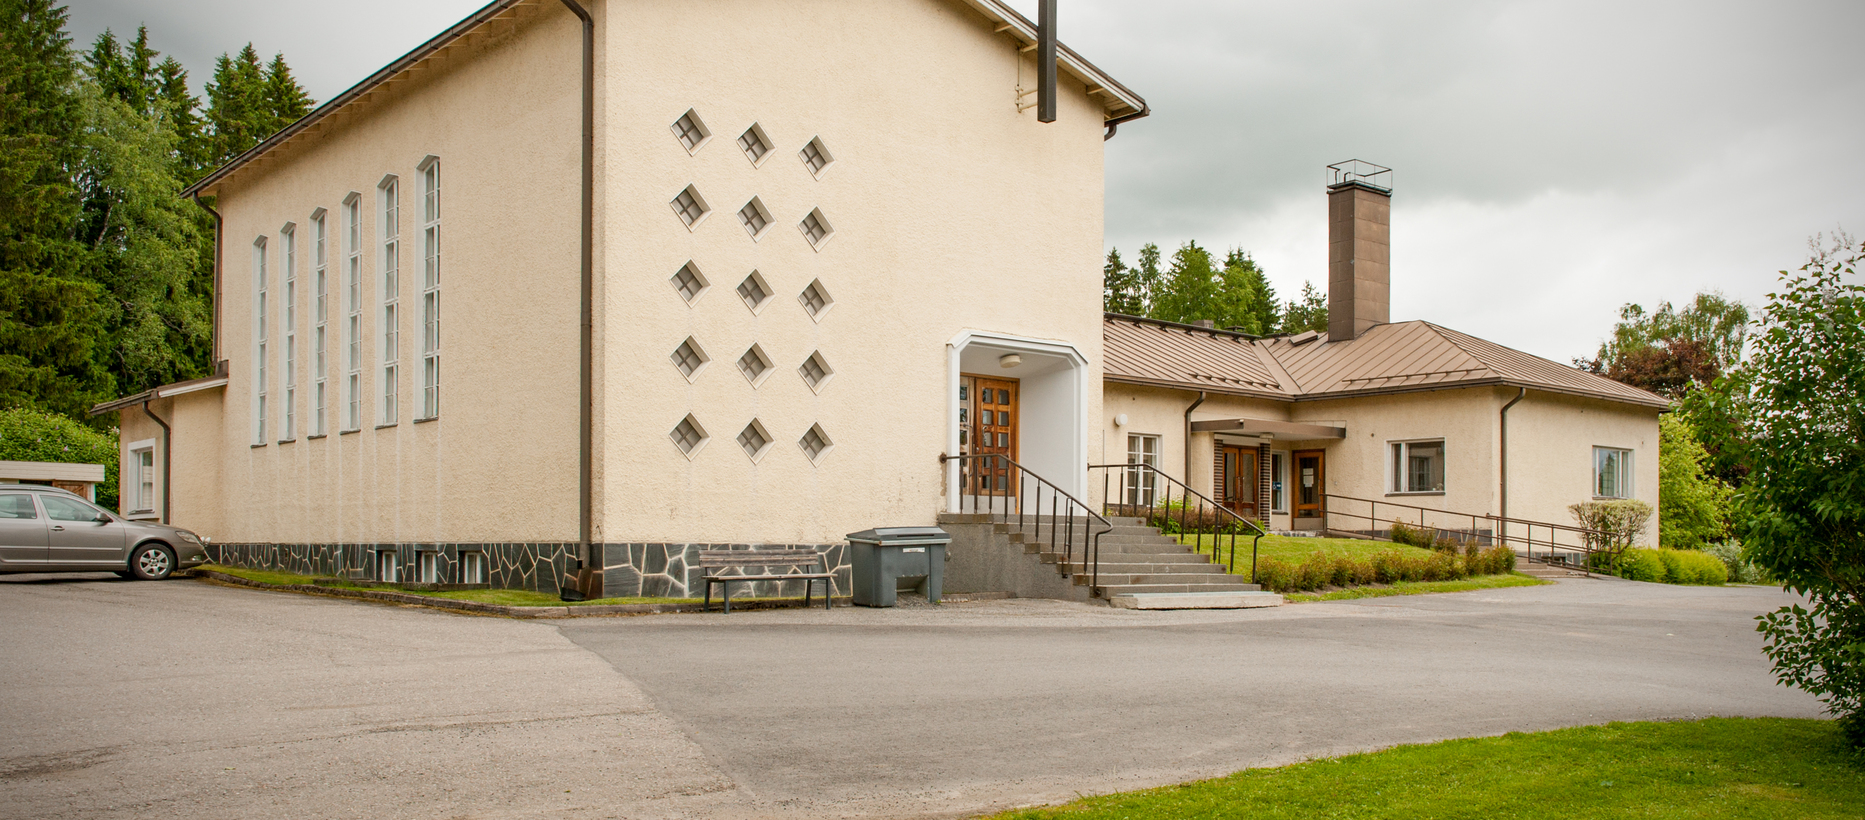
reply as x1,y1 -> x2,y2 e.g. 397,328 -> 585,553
989,717 -> 1864,820
1181,534 -> 1439,567
1281,572 -> 1547,602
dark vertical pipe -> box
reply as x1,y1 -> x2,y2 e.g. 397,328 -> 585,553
1182,391 -> 1205,485
555,0 -> 595,577
1037,0 -> 1057,123
1499,387 -> 1526,547
141,401 -> 172,523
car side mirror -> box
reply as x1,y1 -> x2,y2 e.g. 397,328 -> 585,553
93,513 -> 112,523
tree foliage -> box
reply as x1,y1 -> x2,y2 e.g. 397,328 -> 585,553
1280,281 -> 1328,334
1102,241 -> 1319,336
0,4 -> 313,423
1579,291 -> 1750,398
1734,234 -> 1865,747
0,405 -> 118,507
1657,413 -> 1730,550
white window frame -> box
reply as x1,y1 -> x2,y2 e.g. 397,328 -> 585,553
1270,450 -> 1290,513
417,551 -> 438,584
343,193 -> 362,432
460,551 -> 486,584
1389,438 -> 1447,495
311,208 -> 328,436
252,236 -> 268,445
377,550 -> 399,583
419,156 -> 441,420
1593,446 -> 1635,499
378,175 -> 400,426
126,439 -> 156,515
281,222 -> 296,441
1124,433 -> 1160,507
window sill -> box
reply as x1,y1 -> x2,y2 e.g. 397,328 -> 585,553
375,423 -> 398,430
1386,491 -> 1445,497
277,438 -> 297,445
306,434 -> 327,440
1591,496 -> 1632,501
339,429 -> 360,436
250,442 -> 267,449
413,416 -> 438,424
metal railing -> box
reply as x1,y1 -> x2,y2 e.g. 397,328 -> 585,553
940,453 -> 1114,592
1088,462 -> 1268,584
1321,493 -> 1622,576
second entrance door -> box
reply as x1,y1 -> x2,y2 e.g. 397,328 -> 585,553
1217,444 -> 1258,517
963,375 -> 1018,495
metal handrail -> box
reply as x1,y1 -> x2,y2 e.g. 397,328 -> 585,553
1087,462 -> 1268,584
1321,493 -> 1624,576
940,453 -> 1114,593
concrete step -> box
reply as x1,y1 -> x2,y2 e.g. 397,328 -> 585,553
1078,572 -> 1244,586
1095,581 -> 1263,595
1061,561 -> 1226,574
1109,591 -> 1284,610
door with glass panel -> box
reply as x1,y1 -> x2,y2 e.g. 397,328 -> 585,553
1123,433 -> 1160,514
962,375 -> 1018,497
1218,444 -> 1258,517
0,493 -> 48,567
1293,449 -> 1326,521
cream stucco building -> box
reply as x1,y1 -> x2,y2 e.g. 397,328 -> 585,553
92,0 -> 1146,598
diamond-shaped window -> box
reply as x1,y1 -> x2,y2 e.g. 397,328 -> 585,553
737,345 -> 771,385
670,262 -> 707,303
798,208 -> 833,250
670,414 -> 708,457
737,420 -> 773,461
736,271 -> 772,313
670,337 -> 709,380
798,351 -> 833,392
738,124 -> 772,166
737,197 -> 772,240
798,279 -> 833,320
670,185 -> 710,229
670,109 -> 711,153
799,137 -> 833,177
799,424 -> 833,462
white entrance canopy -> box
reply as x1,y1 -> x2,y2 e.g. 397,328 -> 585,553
1189,418 -> 1346,439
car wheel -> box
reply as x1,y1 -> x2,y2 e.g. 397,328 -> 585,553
129,543 -> 175,580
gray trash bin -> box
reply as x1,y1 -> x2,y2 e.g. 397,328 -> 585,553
847,527 -> 951,607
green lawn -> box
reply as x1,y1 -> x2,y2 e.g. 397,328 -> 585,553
989,718 -> 1864,819
1282,573 -> 1547,602
196,564 -> 799,607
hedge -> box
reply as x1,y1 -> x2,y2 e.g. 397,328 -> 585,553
0,408 -> 118,508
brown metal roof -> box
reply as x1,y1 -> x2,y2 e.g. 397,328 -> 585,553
1102,315 -> 1669,409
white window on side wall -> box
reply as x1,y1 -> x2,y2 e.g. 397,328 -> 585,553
1389,439 -> 1446,494
1124,433 -> 1159,507
1594,446 -> 1634,499
312,208 -> 328,436
420,156 -> 440,420
1271,451 -> 1289,513
343,193 -> 362,431
127,440 -> 156,514
282,222 -> 296,440
252,236 -> 268,444
378,175 -> 400,426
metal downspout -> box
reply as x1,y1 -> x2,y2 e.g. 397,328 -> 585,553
1499,387 -> 1527,538
141,400 -> 172,524
1183,391 -> 1206,483
554,0 -> 596,585
192,194 -> 222,362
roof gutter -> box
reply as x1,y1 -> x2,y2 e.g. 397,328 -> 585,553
142,401 -> 172,524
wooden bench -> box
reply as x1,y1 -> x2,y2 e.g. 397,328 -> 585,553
697,549 -> 835,613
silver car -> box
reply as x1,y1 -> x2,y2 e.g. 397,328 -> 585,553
0,484 -> 210,580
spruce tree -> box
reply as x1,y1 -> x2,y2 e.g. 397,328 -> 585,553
262,52 -> 312,129
1280,281 -> 1328,334
205,44 -> 268,164
1151,241 -> 1218,325
0,0 -> 112,417
1103,247 -> 1141,315
1133,242 -> 1162,316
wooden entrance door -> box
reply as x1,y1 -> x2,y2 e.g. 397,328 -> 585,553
965,376 -> 1018,495
1293,449 -> 1325,519
1218,444 -> 1258,517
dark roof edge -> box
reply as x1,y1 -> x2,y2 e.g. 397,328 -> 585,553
1105,313 -> 1261,342
962,0 -> 1148,119
88,368 -> 232,416
182,0 -> 527,198
1102,375 -> 1289,402
1292,378 -> 1671,409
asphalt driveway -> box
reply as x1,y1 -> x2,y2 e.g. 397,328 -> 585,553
0,573 -> 1823,819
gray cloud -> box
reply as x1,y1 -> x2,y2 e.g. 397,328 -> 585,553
70,0 -> 1865,360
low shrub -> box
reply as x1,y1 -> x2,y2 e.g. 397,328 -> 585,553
1615,547 -> 1726,585
1251,545 -> 1517,594
1704,540 -> 1771,584
1569,500 -> 1654,551
1389,521 -> 1431,548
1618,548 -> 1668,583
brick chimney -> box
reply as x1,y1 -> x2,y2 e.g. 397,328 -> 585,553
1326,160 -> 1392,341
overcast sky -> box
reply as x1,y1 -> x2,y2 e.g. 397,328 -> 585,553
69,0 -> 1865,362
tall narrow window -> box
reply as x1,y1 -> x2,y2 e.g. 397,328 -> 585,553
133,446 -> 155,512
1270,451 -> 1289,513
252,237 -> 268,444
379,176 -> 400,425
282,223 -> 296,440
344,194 -> 362,431
312,209 -> 328,436
1124,434 -> 1159,507
420,159 -> 440,419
